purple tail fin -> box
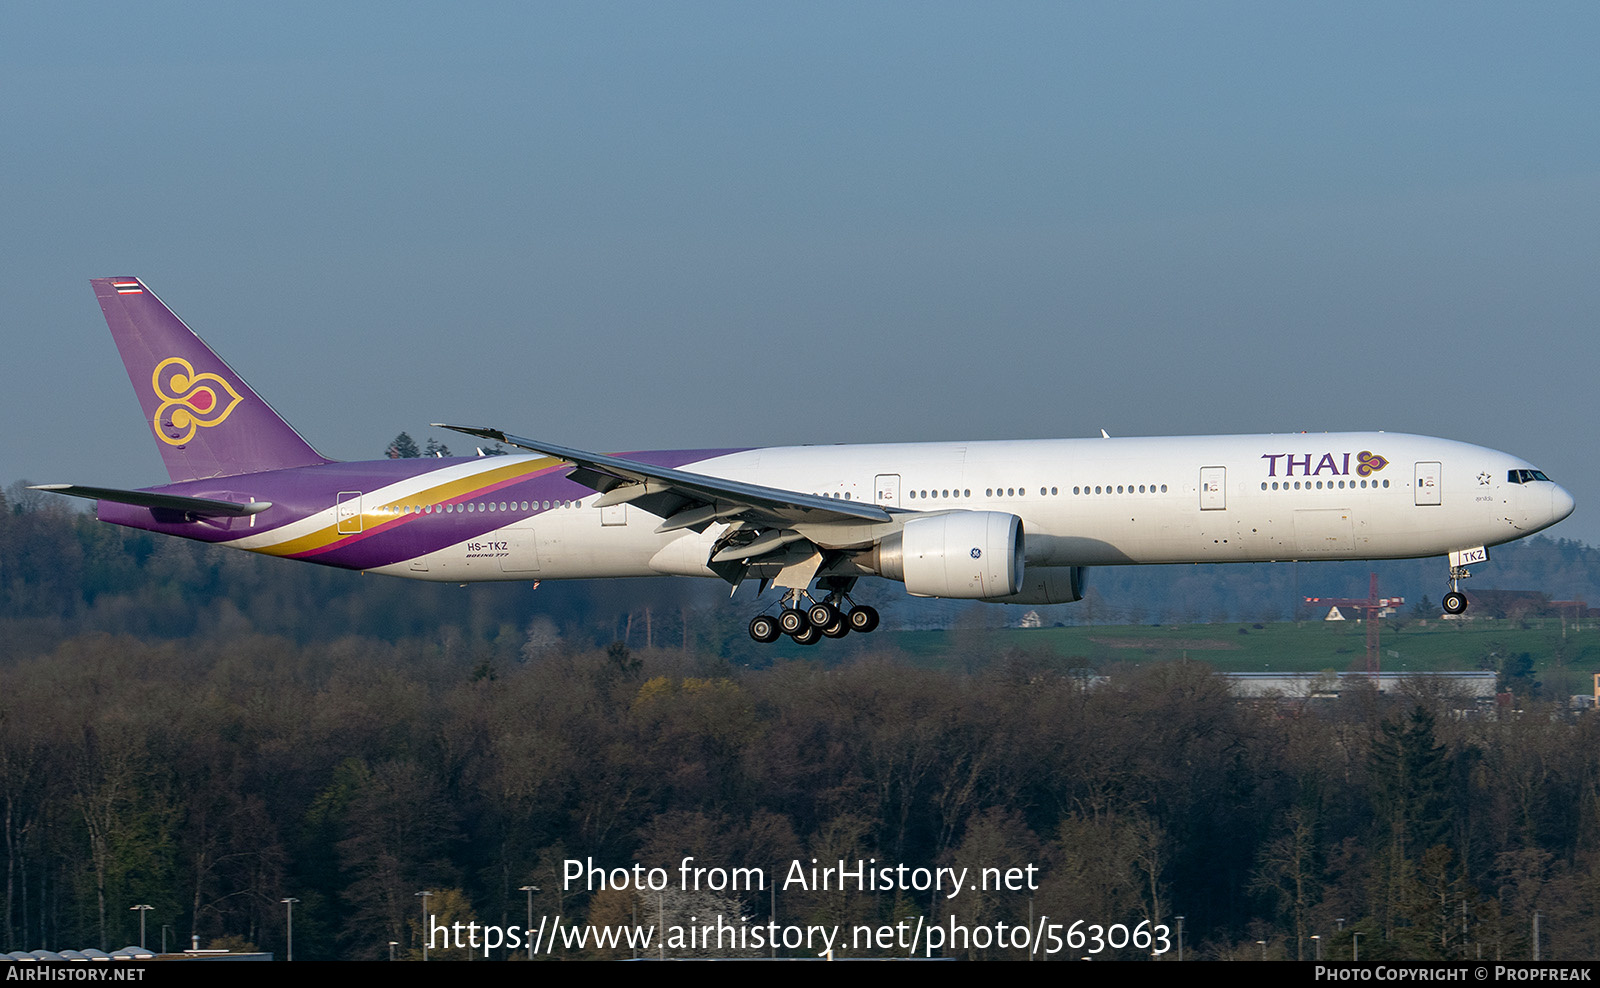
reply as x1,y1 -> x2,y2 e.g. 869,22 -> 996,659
92,277 -> 334,482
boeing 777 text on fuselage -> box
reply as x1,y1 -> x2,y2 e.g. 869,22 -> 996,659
36,278 -> 1575,643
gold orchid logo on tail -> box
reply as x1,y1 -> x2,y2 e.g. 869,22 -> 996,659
151,357 -> 244,445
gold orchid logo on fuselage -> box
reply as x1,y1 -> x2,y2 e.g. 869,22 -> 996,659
151,357 -> 244,445
1355,450 -> 1389,477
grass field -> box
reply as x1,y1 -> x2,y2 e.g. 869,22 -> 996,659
870,617 -> 1600,694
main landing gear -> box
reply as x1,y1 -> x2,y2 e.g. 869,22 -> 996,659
748,585 -> 880,645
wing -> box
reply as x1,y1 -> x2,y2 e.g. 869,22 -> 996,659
31,484 -> 271,517
434,424 -> 891,530
434,424 -> 898,582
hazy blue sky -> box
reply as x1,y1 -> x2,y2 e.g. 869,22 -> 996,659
6,3 -> 1598,544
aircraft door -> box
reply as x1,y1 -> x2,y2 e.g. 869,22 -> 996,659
875,474 -> 902,508
336,491 -> 363,534
1415,461 -> 1442,506
1199,467 -> 1226,510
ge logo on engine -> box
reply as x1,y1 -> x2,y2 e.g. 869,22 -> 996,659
971,548 -> 982,559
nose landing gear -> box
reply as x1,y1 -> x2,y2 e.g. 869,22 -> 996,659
1442,547 -> 1485,615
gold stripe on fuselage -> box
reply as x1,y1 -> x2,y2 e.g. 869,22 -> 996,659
249,457 -> 561,558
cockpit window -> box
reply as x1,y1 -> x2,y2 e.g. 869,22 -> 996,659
1508,469 -> 1552,484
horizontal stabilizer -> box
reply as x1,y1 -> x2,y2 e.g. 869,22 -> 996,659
31,484 -> 272,517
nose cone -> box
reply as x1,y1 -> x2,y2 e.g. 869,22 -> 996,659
1552,484 -> 1576,525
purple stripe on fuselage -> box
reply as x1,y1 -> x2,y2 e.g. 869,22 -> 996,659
285,466 -> 566,559
95,448 -> 751,572
297,448 -> 751,570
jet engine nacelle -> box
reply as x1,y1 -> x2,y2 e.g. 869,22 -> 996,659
981,565 -> 1087,605
873,511 -> 1025,599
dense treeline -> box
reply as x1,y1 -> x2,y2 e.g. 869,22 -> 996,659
6,486 -> 1600,959
3,632 -> 1599,959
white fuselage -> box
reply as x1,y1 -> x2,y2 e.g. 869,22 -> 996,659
349,432 -> 1571,583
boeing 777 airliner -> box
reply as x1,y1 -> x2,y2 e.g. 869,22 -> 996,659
37,278 -> 1575,644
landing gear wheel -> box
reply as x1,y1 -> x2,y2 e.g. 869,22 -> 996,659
847,605 -> 880,633
822,618 -> 850,638
749,614 -> 781,644
791,624 -> 822,645
1443,591 -> 1467,615
808,602 -> 841,629
778,608 -> 810,635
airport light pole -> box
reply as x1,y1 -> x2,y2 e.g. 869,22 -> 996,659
130,905 -> 153,949
1352,931 -> 1361,961
520,885 -> 539,960
416,890 -> 433,960
281,897 -> 298,961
